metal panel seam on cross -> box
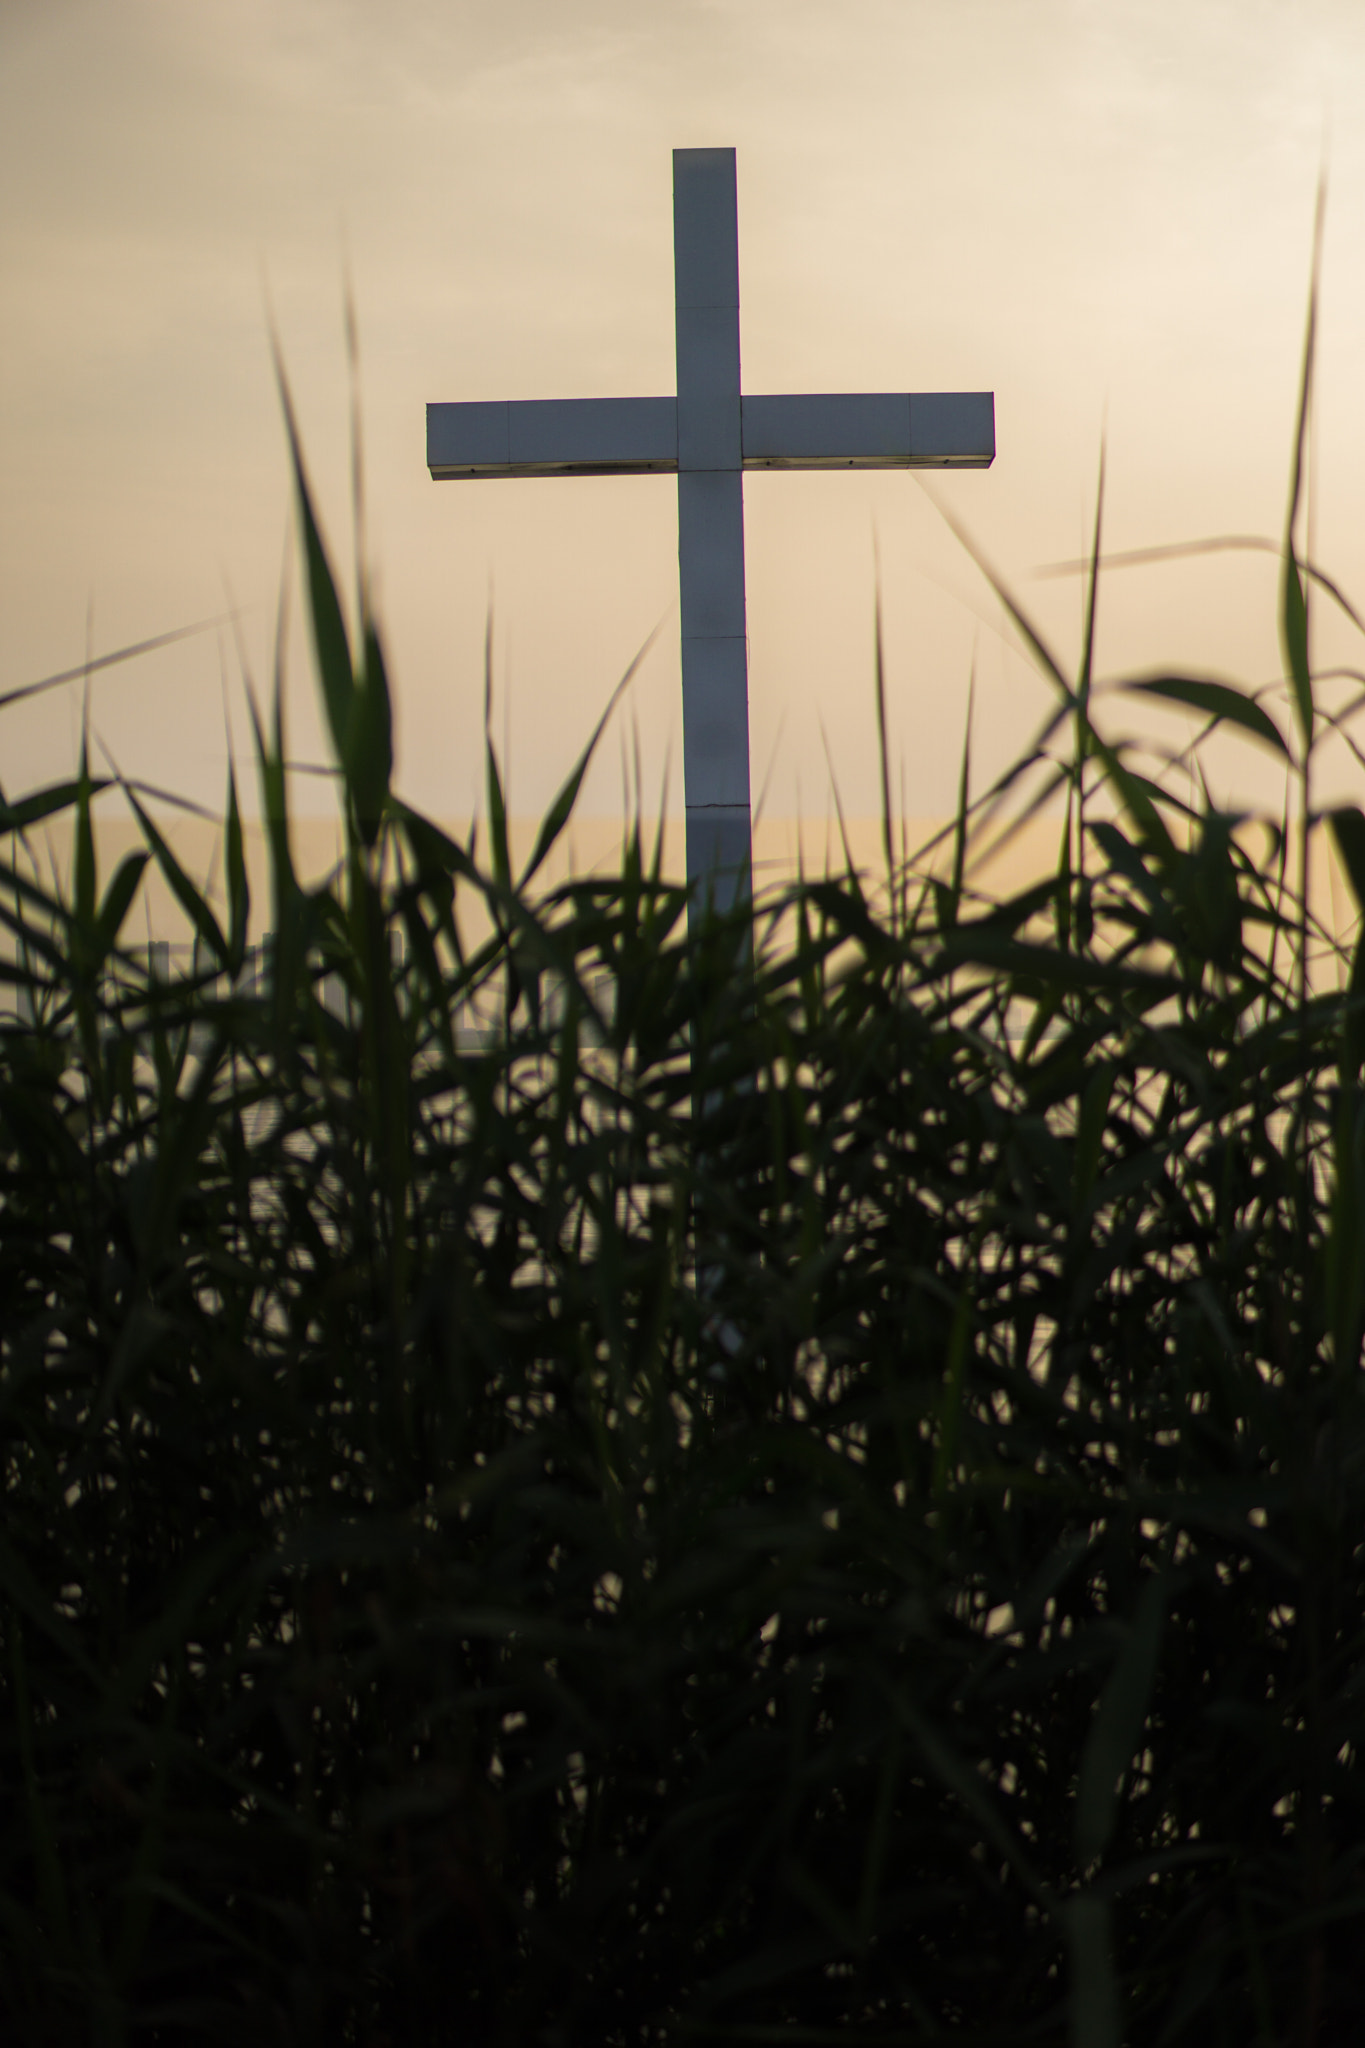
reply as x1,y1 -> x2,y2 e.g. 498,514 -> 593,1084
425,146 -> 996,911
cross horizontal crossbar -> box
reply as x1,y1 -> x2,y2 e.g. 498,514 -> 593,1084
427,391 -> 994,479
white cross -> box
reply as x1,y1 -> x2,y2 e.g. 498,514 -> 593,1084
428,148 -> 994,908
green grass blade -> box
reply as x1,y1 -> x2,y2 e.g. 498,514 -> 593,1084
1126,675 -> 1290,758
1066,1895 -> 1122,2048
883,1682 -> 1058,1917
246,677 -> 299,953
1282,549 -> 1313,754
1074,1571 -> 1167,1867
873,579 -> 894,884
93,850 -> 150,964
931,1289 -> 973,1497
272,338 -> 356,771
9,1622 -> 72,1968
224,760 -> 249,972
125,789 -> 227,966
347,620 -> 394,848
483,611 -> 511,892
1327,1084 -> 1365,1372
0,616 -> 230,715
0,778 -> 105,834
1076,445 -> 1104,751
1281,178 -> 1325,753
519,632 -> 655,893
73,729 -> 96,935
945,666 -> 974,928
1328,805 -> 1365,916
926,490 -> 1078,709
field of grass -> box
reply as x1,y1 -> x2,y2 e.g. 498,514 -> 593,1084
5,275 -> 1365,2045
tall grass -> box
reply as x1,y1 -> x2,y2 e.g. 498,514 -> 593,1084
4,283 -> 1365,2046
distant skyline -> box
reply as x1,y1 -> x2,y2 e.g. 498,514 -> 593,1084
4,0 -> 1365,835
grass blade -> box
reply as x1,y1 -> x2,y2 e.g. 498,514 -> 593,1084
1074,1572 -> 1167,1868
1126,675 -> 1290,758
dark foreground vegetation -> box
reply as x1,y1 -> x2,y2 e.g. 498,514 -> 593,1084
6,300 -> 1365,2045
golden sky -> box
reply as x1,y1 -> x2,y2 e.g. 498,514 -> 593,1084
3,0 -> 1364,834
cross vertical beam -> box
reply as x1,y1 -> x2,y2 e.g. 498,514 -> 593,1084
674,148 -> 751,909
